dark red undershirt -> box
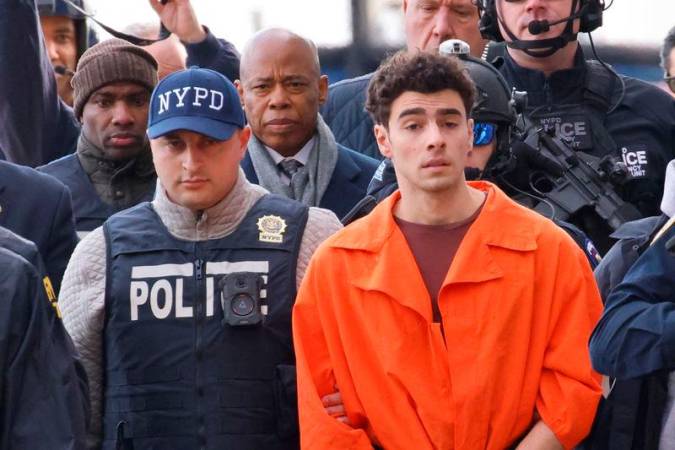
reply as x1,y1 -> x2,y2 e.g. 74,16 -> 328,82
394,195 -> 486,323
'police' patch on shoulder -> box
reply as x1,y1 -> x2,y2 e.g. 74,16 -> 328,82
257,215 -> 287,243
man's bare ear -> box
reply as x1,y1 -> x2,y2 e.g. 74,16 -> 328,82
237,126 -> 252,160
374,124 -> 392,159
318,75 -> 329,105
402,0 -> 410,15
234,79 -> 245,108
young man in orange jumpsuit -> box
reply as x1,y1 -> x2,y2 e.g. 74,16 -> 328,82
293,51 -> 603,450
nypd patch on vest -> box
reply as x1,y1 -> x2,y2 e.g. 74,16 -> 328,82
257,215 -> 287,243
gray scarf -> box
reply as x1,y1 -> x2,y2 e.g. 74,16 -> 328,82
247,114 -> 338,207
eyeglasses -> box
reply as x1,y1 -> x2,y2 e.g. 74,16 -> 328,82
473,122 -> 497,146
666,76 -> 675,94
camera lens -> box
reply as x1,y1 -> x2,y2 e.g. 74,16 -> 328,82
231,294 -> 255,316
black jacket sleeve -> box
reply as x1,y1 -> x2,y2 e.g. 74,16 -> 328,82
0,0 -> 80,167
184,26 -> 240,82
0,247 -> 88,450
590,223 -> 675,380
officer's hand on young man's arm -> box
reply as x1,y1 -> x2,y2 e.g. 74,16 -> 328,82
322,388 -> 351,425
148,0 -> 206,44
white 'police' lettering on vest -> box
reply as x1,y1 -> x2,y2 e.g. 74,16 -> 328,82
537,114 -> 593,151
621,145 -> 649,178
157,87 -> 225,115
128,261 -> 269,321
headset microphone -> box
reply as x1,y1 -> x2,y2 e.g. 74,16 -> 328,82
527,20 -> 550,35
527,8 -> 587,36
53,65 -> 75,76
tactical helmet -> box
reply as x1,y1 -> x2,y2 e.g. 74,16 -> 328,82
39,0 -> 91,60
439,39 -> 517,178
439,39 -> 516,127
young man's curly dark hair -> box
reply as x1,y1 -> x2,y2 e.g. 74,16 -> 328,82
365,50 -> 476,127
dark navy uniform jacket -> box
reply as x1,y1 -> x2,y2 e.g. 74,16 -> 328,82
590,221 -> 675,380
0,160 -> 78,293
594,214 -> 670,302
499,48 -> 675,219
0,227 -> 88,450
582,215 -> 671,450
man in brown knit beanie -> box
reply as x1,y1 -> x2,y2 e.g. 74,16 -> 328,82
39,38 -> 159,238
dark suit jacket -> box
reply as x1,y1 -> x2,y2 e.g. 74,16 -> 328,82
0,160 -> 78,293
242,144 -> 379,220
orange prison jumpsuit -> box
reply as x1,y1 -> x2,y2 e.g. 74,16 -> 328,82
293,182 -> 602,450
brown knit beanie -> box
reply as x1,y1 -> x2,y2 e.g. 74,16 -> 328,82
71,38 -> 158,118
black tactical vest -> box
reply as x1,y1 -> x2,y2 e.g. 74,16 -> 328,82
101,195 -> 308,450
525,61 -> 619,159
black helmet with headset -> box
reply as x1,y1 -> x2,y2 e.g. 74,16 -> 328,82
475,0 -> 605,57
440,39 -> 517,178
38,0 -> 92,61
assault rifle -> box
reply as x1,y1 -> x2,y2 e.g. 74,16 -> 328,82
514,126 -> 642,230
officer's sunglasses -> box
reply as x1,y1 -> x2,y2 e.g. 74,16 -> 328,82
473,122 -> 497,146
665,76 -> 675,94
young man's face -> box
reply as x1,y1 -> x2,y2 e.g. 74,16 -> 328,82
375,89 -> 473,195
40,15 -> 78,106
150,128 -> 251,211
403,0 -> 486,57
496,0 -> 579,43
80,82 -> 151,161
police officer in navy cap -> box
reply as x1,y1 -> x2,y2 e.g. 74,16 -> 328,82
59,66 -> 342,449
0,225 -> 88,450
475,0 -> 675,227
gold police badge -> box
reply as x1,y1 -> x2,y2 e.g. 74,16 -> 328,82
257,215 -> 287,243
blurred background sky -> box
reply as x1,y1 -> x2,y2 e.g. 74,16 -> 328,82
85,0 -> 674,84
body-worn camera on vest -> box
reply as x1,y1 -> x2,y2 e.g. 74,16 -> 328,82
219,272 -> 265,327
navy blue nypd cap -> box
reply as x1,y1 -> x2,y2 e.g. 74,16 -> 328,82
147,66 -> 245,140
